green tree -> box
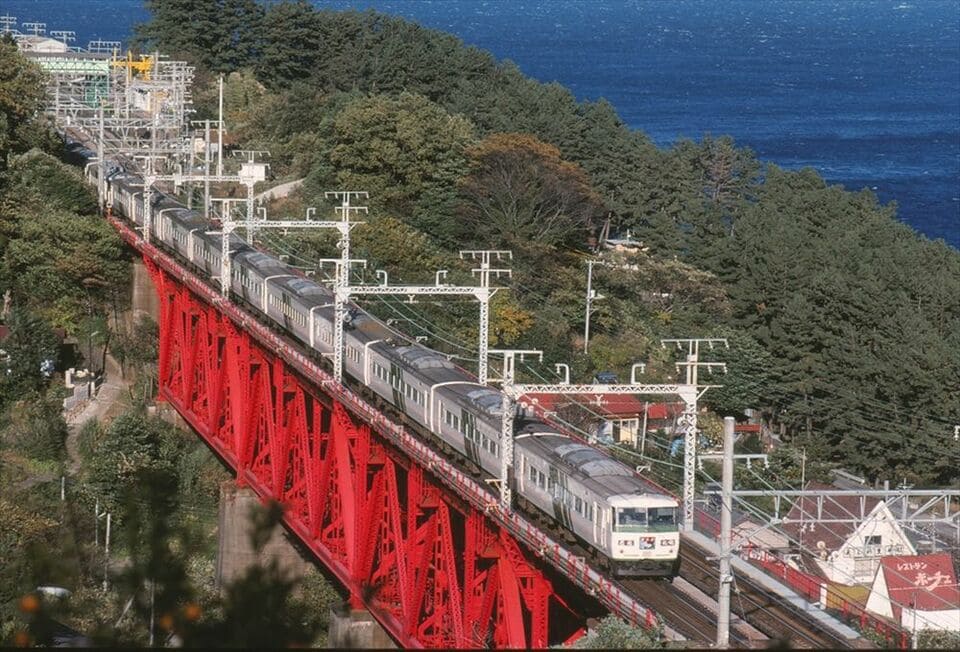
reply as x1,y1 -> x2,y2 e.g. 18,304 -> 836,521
0,39 -> 56,168
0,389 -> 67,463
86,411 -> 183,514
570,615 -> 663,649
324,92 -> 475,234
0,309 -> 58,408
457,133 -> 604,249
256,1 -> 324,89
135,0 -> 262,73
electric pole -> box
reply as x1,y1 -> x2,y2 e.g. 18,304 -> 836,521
459,250 -> 512,383
717,416 -> 735,648
492,356 -> 696,512
583,259 -> 605,354
662,337 -> 728,530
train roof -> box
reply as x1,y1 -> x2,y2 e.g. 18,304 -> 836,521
394,345 -> 456,371
518,434 -> 666,500
274,275 -> 331,297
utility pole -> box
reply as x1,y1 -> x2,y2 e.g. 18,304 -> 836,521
49,30 -> 76,49
97,100 -> 106,210
217,74 -> 224,177
717,416 -> 735,649
189,118 -> 215,218
102,512 -> 112,590
459,250 -> 512,384
491,349 -> 543,509
0,15 -> 17,35
237,150 -> 270,242
325,191 -> 368,383
22,22 -> 45,36
336,266 -> 508,386
583,259 -> 605,354
662,337 -> 728,530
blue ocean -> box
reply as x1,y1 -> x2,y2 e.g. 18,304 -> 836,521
2,0 -> 957,248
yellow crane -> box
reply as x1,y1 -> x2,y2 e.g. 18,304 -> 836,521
110,50 -> 154,81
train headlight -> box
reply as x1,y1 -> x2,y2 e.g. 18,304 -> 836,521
618,540 -> 635,546
660,538 -> 676,547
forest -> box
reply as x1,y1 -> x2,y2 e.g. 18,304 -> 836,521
129,0 -> 959,488
0,1 -> 956,645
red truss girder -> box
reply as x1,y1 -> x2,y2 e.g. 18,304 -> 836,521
142,258 -> 581,648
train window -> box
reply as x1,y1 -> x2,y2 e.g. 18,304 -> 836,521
615,508 -> 647,532
575,497 -> 583,514
443,407 -> 460,431
537,470 -> 546,489
529,466 -> 537,483
648,507 -> 678,527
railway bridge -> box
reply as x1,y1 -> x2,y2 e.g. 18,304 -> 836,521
18,29 -> 900,649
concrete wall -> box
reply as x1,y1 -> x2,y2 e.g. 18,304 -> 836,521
327,608 -> 396,649
215,482 -> 311,588
129,258 -> 159,328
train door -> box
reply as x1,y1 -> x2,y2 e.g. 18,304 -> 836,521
548,468 -> 572,528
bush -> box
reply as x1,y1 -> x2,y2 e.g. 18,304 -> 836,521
0,392 -> 67,463
570,615 -> 664,649
75,418 -> 101,465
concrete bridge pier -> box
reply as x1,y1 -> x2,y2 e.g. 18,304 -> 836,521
215,482 -> 311,588
326,607 -> 396,649
129,258 -> 159,329
215,482 -> 394,648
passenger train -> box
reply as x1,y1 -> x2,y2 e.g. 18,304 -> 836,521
78,144 -> 680,576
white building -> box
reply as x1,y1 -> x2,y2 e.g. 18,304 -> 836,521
782,482 -> 915,584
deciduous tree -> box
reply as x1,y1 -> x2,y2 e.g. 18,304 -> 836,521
457,133 -> 603,249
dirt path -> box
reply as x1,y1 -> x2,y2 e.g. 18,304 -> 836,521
63,353 -> 130,476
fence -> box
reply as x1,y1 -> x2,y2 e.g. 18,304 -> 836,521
741,545 -> 910,649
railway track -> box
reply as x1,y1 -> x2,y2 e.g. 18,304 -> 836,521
678,541 -> 871,649
618,577 -> 756,647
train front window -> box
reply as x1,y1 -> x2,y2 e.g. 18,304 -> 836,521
613,508 -> 647,532
648,507 -> 678,531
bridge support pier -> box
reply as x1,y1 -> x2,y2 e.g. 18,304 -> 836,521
215,482 -> 310,589
130,258 -> 160,328
327,607 -> 396,649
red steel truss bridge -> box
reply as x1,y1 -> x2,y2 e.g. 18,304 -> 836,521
108,214 -> 672,648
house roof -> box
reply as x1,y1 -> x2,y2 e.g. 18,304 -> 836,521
522,393 -> 683,419
877,553 -> 960,612
781,481 -> 884,552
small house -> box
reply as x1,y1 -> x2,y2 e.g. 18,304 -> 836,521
781,481 -> 916,585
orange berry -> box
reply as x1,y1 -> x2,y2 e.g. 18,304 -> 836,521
18,594 -> 40,614
13,631 -> 31,647
183,603 -> 201,622
159,614 -> 175,631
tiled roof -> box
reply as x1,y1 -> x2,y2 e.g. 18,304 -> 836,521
522,393 -> 683,419
781,481 -> 883,552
